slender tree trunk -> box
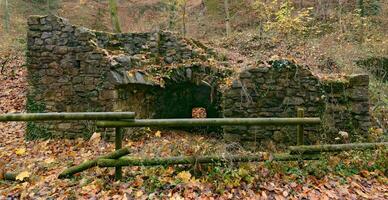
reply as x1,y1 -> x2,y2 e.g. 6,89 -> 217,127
224,0 -> 231,37
338,0 -> 344,33
181,1 -> 187,37
47,0 -> 50,13
168,1 -> 177,30
3,0 -> 10,33
197,0 -> 206,36
109,0 -> 122,33
93,0 -> 105,30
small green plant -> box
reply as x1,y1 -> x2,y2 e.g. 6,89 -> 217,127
25,95 -> 52,140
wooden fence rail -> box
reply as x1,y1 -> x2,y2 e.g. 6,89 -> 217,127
96,117 -> 321,128
0,112 -> 135,121
289,142 -> 388,154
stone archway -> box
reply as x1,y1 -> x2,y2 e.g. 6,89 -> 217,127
114,65 -> 227,120
154,82 -> 220,119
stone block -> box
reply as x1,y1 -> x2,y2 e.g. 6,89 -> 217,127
232,80 -> 242,88
282,97 -> 304,106
347,87 -> 369,101
54,46 -> 68,54
239,71 -> 252,78
35,38 -> 44,45
351,102 -> 370,114
41,25 -> 53,31
58,123 -> 72,130
223,133 -> 241,143
41,32 -> 52,39
28,16 -> 42,25
347,74 -> 369,86
249,67 -> 269,73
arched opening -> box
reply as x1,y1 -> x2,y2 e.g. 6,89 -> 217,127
114,65 -> 228,137
154,82 -> 220,119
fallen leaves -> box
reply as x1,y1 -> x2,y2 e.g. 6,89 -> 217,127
15,148 -> 26,156
154,130 -> 161,138
176,171 -> 192,183
89,132 -> 101,144
15,171 -> 30,181
135,190 -> 144,198
0,64 -> 387,199
44,157 -> 56,164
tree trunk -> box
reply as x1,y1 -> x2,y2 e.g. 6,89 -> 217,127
109,0 -> 122,33
47,0 -> 50,13
97,153 -> 320,167
3,0 -> 9,33
181,1 -> 187,37
289,142 -> 388,154
224,0 -> 231,37
93,0 -> 106,30
58,147 -> 131,179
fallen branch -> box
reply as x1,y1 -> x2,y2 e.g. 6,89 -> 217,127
289,142 -> 388,154
97,153 -> 320,167
58,147 -> 131,179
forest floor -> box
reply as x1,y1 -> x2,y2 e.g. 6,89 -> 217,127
0,57 -> 387,199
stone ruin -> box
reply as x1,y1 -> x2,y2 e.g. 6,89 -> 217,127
26,15 -> 371,147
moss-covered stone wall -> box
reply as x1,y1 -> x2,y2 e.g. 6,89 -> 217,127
26,15 -> 217,138
222,61 -> 371,147
26,15 -> 370,147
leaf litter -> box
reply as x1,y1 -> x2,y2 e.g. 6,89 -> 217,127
0,55 -> 387,199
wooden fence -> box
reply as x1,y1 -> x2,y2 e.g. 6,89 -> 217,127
0,109 -> 386,181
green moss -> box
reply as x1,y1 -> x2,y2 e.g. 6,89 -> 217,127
25,95 -> 52,140
26,95 -> 45,113
269,59 -> 296,71
26,121 -> 52,140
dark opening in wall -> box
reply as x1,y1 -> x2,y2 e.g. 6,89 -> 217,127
154,82 -> 222,135
155,82 -> 220,119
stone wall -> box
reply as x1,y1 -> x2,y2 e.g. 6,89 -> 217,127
222,61 -> 371,147
26,15 -> 371,147
26,15 -> 219,139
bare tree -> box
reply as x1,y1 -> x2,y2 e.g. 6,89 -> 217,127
180,0 -> 187,37
3,0 -> 10,33
92,0 -> 107,30
109,0 -> 122,33
224,0 -> 231,37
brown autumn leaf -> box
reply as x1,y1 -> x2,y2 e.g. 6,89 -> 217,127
15,148 -> 26,155
355,189 -> 370,199
89,132 -> 101,144
15,171 -> 30,181
155,130 -> 162,137
176,171 -> 192,183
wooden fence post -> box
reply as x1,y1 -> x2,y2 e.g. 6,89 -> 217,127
297,108 -> 304,146
115,127 -> 123,180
